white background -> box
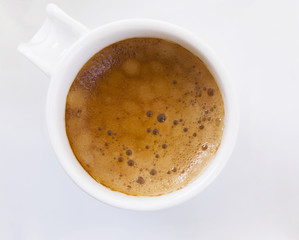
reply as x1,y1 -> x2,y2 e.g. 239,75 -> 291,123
1,0 -> 299,239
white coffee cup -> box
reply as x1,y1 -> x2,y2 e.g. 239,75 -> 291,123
18,3 -> 239,211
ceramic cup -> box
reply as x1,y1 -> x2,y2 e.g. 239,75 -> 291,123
18,3 -> 239,211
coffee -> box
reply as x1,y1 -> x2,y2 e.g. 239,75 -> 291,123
65,38 -> 224,196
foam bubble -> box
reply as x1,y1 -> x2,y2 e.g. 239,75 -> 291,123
136,176 -> 145,184
152,129 -> 159,135
146,111 -> 153,117
202,144 -> 208,151
107,130 -> 113,136
157,113 -> 166,123
126,150 -> 132,156
127,160 -> 134,166
207,88 -> 214,96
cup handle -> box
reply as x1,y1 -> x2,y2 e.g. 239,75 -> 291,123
18,4 -> 89,77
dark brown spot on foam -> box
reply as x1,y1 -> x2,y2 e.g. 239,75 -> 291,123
202,144 -> 208,151
199,125 -> 204,130
127,160 -> 134,166
145,145 -> 149,149
126,149 -> 132,156
173,120 -> 178,125
136,176 -> 145,184
146,110 -> 153,117
107,130 -> 113,136
155,154 -> 160,158
173,80 -> 177,84
162,144 -> 167,149
172,167 -> 177,172
147,128 -> 151,133
183,128 -> 188,132
150,169 -> 157,175
157,113 -> 166,123
193,133 -> 197,137
98,127 -> 102,130
207,88 -> 214,96
152,129 -> 159,135
118,157 -> 123,162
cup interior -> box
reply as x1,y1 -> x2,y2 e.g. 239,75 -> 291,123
46,19 -> 239,211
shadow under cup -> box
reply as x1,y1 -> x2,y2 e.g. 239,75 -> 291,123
45,20 -> 239,211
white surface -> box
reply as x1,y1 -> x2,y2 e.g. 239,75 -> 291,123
0,0 -> 298,239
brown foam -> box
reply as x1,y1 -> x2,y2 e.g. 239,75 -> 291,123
65,38 -> 225,196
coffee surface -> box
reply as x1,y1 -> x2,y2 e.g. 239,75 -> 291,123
65,38 -> 224,196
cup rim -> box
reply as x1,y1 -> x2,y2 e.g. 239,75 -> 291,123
46,19 -> 239,211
